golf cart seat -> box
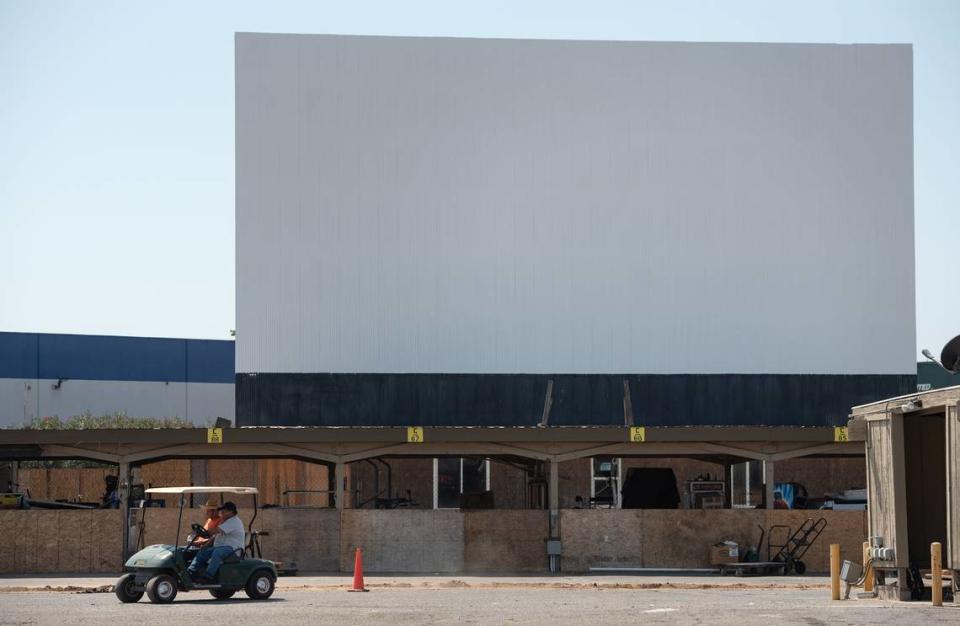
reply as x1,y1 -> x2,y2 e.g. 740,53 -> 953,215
221,548 -> 244,564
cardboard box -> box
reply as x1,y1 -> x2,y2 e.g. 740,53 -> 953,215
710,542 -> 739,565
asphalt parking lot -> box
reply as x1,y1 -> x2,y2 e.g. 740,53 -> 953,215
0,579 -> 957,625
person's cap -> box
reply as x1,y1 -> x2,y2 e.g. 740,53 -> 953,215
202,498 -> 219,509
218,501 -> 238,513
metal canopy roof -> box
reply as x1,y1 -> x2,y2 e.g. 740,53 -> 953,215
0,424 -> 843,445
0,425 -> 860,465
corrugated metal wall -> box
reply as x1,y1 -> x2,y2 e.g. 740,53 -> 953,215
236,35 -> 914,378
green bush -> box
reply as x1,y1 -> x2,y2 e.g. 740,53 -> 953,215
21,411 -> 195,430
17,412 -> 196,468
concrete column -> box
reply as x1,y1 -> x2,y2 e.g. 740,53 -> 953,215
764,460 -> 775,509
334,462 -> 346,510
118,461 -> 131,560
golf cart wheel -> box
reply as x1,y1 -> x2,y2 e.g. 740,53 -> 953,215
793,560 -> 806,575
245,570 -> 275,600
145,573 -> 178,604
209,589 -> 236,600
115,573 -> 143,603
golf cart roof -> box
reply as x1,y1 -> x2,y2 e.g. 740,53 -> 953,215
145,486 -> 259,495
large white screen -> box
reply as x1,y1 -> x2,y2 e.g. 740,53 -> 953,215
236,34 -> 914,375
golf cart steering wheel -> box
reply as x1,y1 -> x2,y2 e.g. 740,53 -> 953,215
191,523 -> 211,539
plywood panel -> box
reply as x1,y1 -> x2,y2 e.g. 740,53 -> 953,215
765,510 -> 866,573
642,510 -> 765,568
559,509 -> 645,572
92,510 -> 123,572
36,511 -> 59,573
946,403 -> 960,569
256,459 -> 329,507
140,460 -> 193,507
260,508 -> 340,572
0,512 -> 16,573
463,510 -> 547,573
867,419 -> 898,561
17,468 -> 47,500
341,510 -> 463,572
13,511 -> 39,572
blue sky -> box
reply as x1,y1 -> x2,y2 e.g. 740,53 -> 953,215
1,0 -> 957,361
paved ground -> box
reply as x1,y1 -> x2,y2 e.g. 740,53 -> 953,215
0,573 -> 829,592
0,576 -> 956,625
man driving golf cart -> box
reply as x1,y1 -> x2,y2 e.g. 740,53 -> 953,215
115,486 -> 277,604
187,501 -> 244,582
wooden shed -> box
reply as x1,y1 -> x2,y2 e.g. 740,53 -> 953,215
849,385 -> 960,600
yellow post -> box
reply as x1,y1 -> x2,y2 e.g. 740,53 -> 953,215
931,542 -> 942,607
830,543 -> 841,600
862,541 -> 874,593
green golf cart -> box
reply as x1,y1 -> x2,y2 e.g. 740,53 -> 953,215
115,486 -> 278,604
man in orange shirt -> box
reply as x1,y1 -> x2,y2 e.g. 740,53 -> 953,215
194,499 -> 221,547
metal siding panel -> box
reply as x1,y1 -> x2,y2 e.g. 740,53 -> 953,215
37,334 -> 185,383
0,378 -> 36,427
185,382 -> 235,422
0,332 -> 38,379
35,379 -> 186,420
185,340 -> 235,384
237,35 -> 915,377
234,373 -> 912,427
0,334 -> 233,384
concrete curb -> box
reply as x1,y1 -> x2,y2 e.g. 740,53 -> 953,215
0,579 -> 830,594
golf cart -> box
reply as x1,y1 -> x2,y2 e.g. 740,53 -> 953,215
115,486 -> 278,604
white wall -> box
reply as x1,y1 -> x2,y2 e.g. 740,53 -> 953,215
236,34 -> 915,375
0,378 -> 234,428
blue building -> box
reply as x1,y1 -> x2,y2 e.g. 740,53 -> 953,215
0,332 -> 234,428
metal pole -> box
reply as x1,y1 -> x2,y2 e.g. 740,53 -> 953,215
548,458 -> 560,573
764,460 -> 774,509
745,462 -> 751,508
932,542 -> 942,607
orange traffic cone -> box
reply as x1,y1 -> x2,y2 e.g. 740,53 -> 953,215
348,547 -> 369,592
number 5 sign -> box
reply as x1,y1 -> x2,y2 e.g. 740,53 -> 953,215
407,426 -> 424,443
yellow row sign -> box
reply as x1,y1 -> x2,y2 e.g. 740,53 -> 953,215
407,426 -> 424,443
834,426 -> 849,442
207,427 -> 223,444
629,426 -> 646,443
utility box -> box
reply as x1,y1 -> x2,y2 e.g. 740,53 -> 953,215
849,386 -> 960,600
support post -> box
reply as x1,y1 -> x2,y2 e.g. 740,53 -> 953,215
862,541 -> 874,593
548,459 -> 559,530
118,461 -> 131,560
334,462 -> 346,510
830,544 -> 841,600
723,463 -> 732,509
548,458 -> 560,573
932,542 -> 942,607
764,460 -> 775,509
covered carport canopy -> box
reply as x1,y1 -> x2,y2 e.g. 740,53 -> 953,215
0,425 -> 860,555
0,424 -> 859,466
